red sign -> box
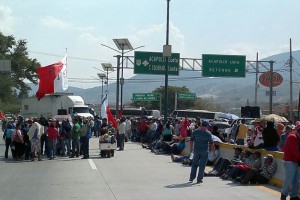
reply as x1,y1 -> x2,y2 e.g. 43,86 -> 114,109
259,72 -> 283,87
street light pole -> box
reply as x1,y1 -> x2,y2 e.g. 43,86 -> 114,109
101,41 -> 143,117
115,55 -> 121,117
121,45 -> 125,109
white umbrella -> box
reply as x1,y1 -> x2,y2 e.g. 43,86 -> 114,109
259,114 -> 289,123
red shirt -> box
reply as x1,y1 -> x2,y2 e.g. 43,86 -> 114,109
47,126 -> 59,140
283,131 -> 300,163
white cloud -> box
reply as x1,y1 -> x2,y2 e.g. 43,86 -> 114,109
77,33 -> 107,44
40,16 -> 94,32
222,43 -> 269,60
129,21 -> 186,54
0,5 -> 15,34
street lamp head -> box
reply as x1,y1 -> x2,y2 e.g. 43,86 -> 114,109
97,73 -> 106,79
113,38 -> 133,51
101,63 -> 114,72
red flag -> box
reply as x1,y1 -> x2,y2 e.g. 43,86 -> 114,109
35,61 -> 64,100
0,112 -> 4,120
107,105 -> 118,129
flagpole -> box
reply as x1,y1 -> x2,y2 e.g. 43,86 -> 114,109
65,48 -> 68,94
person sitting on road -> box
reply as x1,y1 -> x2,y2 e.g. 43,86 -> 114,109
173,144 -> 219,167
162,120 -> 174,142
206,147 -> 243,177
220,149 -> 255,180
241,154 -> 277,184
230,151 -> 262,181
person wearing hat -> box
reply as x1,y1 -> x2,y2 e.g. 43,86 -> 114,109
189,120 -> 215,183
280,126 -> 300,200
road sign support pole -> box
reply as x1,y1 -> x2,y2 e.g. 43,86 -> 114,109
159,94 -> 162,116
163,0 -> 170,123
174,92 -> 177,110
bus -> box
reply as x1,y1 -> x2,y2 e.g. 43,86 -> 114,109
110,108 -> 160,119
170,109 -> 222,120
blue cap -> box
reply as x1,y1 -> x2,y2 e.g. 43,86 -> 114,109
201,121 -> 211,127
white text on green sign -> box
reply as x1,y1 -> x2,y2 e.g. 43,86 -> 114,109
177,93 -> 196,100
202,54 -> 246,77
132,93 -> 158,101
134,51 -> 180,75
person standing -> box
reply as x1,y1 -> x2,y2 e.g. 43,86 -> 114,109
180,116 -> 190,138
189,121 -> 215,183
117,117 -> 126,151
47,120 -> 59,160
70,118 -> 81,158
280,126 -> 300,200
11,123 -> 24,160
82,117 -> 92,159
235,119 -> 248,145
279,125 -> 293,152
125,117 -> 132,141
262,121 -> 280,151
27,121 -> 44,161
3,122 -> 14,159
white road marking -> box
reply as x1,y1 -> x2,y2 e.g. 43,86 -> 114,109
88,159 -> 97,170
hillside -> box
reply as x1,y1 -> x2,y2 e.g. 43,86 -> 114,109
28,50 -> 300,110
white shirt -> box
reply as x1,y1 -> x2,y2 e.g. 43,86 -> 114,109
150,122 -> 157,131
118,122 -> 126,134
125,119 -> 131,131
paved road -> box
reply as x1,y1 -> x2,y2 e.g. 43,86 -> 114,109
0,133 -> 282,200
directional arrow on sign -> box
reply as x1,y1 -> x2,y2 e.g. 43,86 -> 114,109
142,60 -> 149,67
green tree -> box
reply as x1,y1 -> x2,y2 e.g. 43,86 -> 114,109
0,31 -> 40,112
130,85 -> 195,113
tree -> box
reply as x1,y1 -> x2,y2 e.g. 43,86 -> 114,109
130,85 -> 195,113
0,31 -> 40,112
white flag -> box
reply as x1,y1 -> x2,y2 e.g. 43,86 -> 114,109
101,93 -> 108,119
54,54 -> 68,93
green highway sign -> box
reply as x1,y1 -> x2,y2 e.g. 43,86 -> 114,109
177,93 -> 196,100
202,54 -> 246,77
132,93 -> 158,101
134,51 -> 180,75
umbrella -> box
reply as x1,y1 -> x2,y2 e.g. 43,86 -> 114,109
259,114 -> 289,123
219,113 -> 239,120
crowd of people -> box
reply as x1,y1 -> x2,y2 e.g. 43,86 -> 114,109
1,114 -> 300,199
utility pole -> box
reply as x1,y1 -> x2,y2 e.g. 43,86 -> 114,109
269,61 -> 274,114
255,52 -> 259,106
289,38 -> 293,121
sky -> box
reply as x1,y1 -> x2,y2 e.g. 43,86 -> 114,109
1,0 -> 300,89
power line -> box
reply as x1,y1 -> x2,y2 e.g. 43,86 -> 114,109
29,50 -> 113,63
